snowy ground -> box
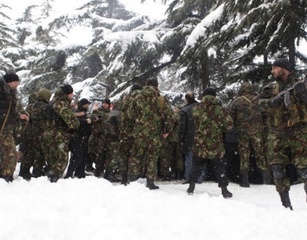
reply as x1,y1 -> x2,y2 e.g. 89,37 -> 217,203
0,164 -> 306,240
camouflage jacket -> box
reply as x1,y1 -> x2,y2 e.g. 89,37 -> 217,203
192,95 -> 233,159
91,108 -> 109,137
49,89 -> 80,132
119,89 -> 142,139
127,86 -> 174,142
260,75 -> 307,128
229,92 -> 264,134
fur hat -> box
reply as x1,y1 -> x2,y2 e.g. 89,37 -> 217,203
272,58 -> 292,72
61,84 -> 73,95
3,72 -> 20,83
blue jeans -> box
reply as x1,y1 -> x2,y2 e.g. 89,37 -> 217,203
184,151 -> 193,180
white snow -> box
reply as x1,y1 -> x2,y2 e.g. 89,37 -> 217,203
0,164 -> 306,240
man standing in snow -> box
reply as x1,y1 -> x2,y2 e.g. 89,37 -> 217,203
261,58 -> 307,210
187,87 -> 233,198
42,84 -> 80,182
0,72 -> 29,182
229,82 -> 271,187
126,77 -> 174,189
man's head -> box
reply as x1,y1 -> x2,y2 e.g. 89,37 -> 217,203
79,98 -> 91,109
3,72 -> 20,90
102,98 -> 111,109
145,77 -> 158,88
271,58 -> 292,81
185,91 -> 196,104
61,84 -> 74,100
202,87 -> 216,97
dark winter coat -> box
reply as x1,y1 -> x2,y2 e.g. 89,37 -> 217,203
178,101 -> 198,153
0,79 -> 18,131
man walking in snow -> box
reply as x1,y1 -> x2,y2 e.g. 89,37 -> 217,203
187,87 -> 233,198
260,58 -> 307,210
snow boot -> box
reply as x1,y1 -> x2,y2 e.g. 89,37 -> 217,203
121,174 -> 128,185
187,181 -> 195,195
279,192 -> 293,210
146,179 -> 159,190
239,171 -> 250,188
221,186 -> 233,198
104,170 -> 121,183
19,164 -> 32,180
261,169 -> 273,185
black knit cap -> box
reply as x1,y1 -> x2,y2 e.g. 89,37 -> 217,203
3,72 -> 20,83
61,84 -> 73,95
103,98 -> 111,105
131,83 -> 142,92
203,87 -> 216,97
272,58 -> 292,72
79,98 -> 91,105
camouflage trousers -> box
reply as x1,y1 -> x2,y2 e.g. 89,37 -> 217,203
88,134 -> 107,169
237,131 -> 267,172
21,132 -> 46,171
0,130 -> 18,177
118,135 -> 133,175
129,134 -> 162,180
105,141 -> 121,172
267,126 -> 307,193
42,130 -> 70,178
157,138 -> 171,177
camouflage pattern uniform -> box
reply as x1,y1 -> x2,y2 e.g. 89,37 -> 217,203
126,85 -> 174,184
157,96 -> 175,180
88,107 -> 109,176
260,75 -> 307,206
103,103 -> 121,182
118,90 -> 142,181
42,88 -> 79,181
18,93 -> 39,179
188,93 -> 233,197
229,82 -> 269,186
0,78 -> 27,181
28,88 -> 52,177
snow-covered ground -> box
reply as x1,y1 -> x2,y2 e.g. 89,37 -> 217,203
1,164 -> 306,240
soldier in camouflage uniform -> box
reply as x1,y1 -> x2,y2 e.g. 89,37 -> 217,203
126,77 -> 174,189
0,72 -> 29,182
118,83 -> 143,185
157,95 -> 175,181
28,88 -> 52,178
259,58 -> 307,210
88,98 -> 110,178
229,82 -> 271,187
42,84 -> 79,182
18,92 -> 39,180
187,88 -> 233,198
103,101 -> 121,182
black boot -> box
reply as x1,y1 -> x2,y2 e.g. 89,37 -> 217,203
304,183 -> 307,203
261,169 -> 272,185
279,192 -> 293,210
105,172 -> 121,182
19,164 -> 32,180
32,168 -> 44,178
94,165 -> 102,178
221,186 -> 233,198
121,174 -> 128,185
146,179 -> 159,190
240,171 -> 250,188
187,181 -> 195,195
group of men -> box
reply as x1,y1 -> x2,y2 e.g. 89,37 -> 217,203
1,58 -> 307,210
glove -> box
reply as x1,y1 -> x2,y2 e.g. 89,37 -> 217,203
268,94 -> 284,108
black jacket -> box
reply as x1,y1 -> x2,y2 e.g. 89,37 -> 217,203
178,101 -> 198,153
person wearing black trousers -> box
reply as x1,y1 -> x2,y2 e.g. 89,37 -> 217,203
65,98 -> 96,179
